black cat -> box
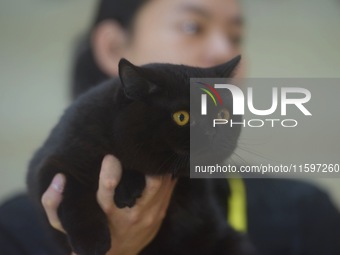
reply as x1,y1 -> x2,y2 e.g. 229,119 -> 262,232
27,56 -> 254,255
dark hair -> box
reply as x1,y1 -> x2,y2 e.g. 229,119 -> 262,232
71,0 -> 147,99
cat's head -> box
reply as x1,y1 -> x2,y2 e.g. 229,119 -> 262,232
113,56 -> 242,176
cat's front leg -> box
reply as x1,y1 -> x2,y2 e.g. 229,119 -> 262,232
58,176 -> 111,255
114,169 -> 146,208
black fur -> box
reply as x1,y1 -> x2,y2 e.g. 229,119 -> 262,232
27,56 -> 255,255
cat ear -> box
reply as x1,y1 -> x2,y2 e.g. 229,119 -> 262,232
118,58 -> 158,100
211,55 -> 241,78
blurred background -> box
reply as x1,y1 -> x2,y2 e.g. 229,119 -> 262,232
0,0 -> 339,207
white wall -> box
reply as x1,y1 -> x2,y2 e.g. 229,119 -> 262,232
242,0 -> 340,209
0,0 -> 95,201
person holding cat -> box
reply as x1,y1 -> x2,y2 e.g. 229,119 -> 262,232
0,0 -> 339,254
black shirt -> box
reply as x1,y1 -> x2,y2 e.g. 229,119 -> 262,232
1,179 -> 340,255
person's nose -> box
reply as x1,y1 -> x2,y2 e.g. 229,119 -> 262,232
203,31 -> 234,66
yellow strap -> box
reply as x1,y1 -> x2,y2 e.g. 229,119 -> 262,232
227,177 -> 247,233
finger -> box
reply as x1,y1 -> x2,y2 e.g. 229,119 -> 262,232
159,177 -> 177,210
97,155 -> 122,213
150,175 -> 172,200
139,176 -> 176,227
41,174 -> 66,233
156,176 -> 176,207
136,175 -> 163,207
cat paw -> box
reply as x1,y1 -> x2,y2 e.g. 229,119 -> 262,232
114,170 -> 146,208
114,185 -> 144,207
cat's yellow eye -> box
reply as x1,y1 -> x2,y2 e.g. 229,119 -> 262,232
173,111 -> 190,126
217,108 -> 230,120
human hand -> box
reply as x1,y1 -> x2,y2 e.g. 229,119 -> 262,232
41,155 -> 177,255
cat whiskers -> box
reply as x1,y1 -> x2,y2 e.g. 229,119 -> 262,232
237,145 -> 273,163
154,152 -> 178,175
228,151 -> 249,166
171,153 -> 189,177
